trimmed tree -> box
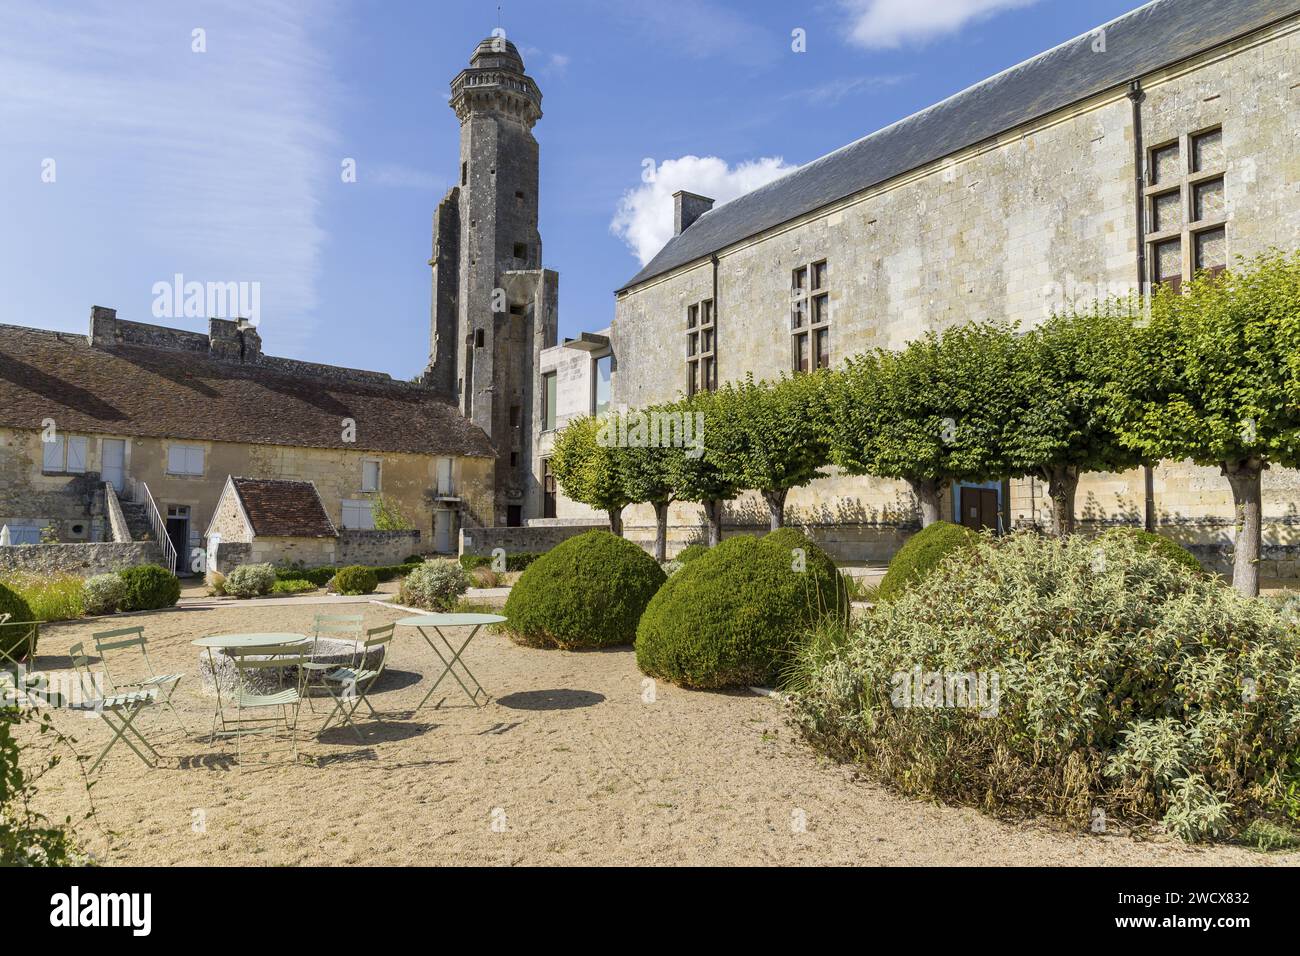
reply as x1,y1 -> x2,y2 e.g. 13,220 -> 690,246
1108,251 -> 1300,596
1007,308 -> 1144,536
549,415 -> 632,535
617,406 -> 680,562
826,323 -> 1023,527
702,372 -> 830,530
667,392 -> 738,546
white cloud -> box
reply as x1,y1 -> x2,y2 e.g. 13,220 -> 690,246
610,156 -> 798,266
841,0 -> 1042,48
0,0 -> 338,350
783,73 -> 911,107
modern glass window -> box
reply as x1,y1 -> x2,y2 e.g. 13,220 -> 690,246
542,371 -> 557,431
686,299 -> 716,396
792,259 -> 830,372
42,435 -> 87,474
166,443 -> 204,476
361,459 -> 381,492
542,458 -> 557,518
341,498 -> 375,530
1145,126 -> 1227,289
593,353 -> 612,416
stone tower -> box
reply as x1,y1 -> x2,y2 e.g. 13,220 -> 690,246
427,35 -> 559,527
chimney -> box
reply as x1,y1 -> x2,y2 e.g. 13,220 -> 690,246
88,305 -> 118,348
209,317 -> 263,363
673,190 -> 714,236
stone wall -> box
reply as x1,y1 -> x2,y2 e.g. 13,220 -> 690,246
248,536 -> 336,568
212,541 -> 252,573
460,518 -> 606,558
104,482 -> 132,544
0,542 -> 160,577
337,529 -> 422,566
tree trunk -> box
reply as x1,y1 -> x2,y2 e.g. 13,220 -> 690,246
703,499 -> 723,547
762,489 -> 787,531
607,507 -> 623,537
1223,457 -> 1264,597
907,478 -> 943,527
651,501 -> 669,563
1044,464 -> 1080,537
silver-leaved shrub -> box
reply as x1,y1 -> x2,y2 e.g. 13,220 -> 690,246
399,559 -> 469,611
790,532 -> 1300,841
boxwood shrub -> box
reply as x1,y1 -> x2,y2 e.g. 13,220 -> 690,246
0,582 -> 36,663
118,564 -> 181,612
331,565 -> 378,595
876,520 -> 976,602
504,531 -> 664,649
636,528 -> 848,690
791,532 -> 1300,842
674,544 -> 709,564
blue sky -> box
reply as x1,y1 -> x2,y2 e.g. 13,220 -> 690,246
1,0 -> 1145,379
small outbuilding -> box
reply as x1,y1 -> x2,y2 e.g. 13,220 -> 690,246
205,477 -> 338,570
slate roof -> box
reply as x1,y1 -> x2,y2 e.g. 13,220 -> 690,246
0,324 -> 495,458
230,477 -> 336,538
619,0 -> 1300,291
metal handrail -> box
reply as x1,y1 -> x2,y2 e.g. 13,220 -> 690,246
134,482 -> 177,575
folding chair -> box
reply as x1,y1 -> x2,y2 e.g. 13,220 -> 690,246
319,624 -> 394,742
224,643 -> 311,766
302,614 -> 365,711
66,642 -> 161,774
91,626 -> 187,736
0,616 -> 40,675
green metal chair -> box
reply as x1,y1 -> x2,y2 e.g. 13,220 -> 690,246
303,613 -> 366,710
0,616 -> 41,676
66,642 -> 161,773
224,643 -> 312,765
91,626 -> 187,736
319,624 -> 394,742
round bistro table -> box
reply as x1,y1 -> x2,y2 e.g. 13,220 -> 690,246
192,633 -> 310,739
396,614 -> 504,710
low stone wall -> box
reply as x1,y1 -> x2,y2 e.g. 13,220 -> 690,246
212,541 -> 252,573
459,520 -> 606,558
337,530 -> 422,566
104,483 -> 132,544
0,542 -> 161,577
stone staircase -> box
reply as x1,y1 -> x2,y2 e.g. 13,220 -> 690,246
118,500 -> 155,542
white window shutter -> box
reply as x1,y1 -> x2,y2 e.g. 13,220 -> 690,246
187,446 -> 204,475
66,436 -> 87,473
43,436 -> 64,471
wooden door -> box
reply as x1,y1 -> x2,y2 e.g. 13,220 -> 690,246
960,487 -> 998,532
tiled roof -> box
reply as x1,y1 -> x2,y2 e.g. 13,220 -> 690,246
619,0 -> 1300,291
0,324 -> 494,457
230,477 -> 336,538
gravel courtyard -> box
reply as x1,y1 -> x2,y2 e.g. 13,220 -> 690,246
18,600 -> 1297,866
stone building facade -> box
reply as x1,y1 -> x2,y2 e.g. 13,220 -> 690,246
425,36 -> 559,527
0,308 -> 496,574
540,0 -> 1300,570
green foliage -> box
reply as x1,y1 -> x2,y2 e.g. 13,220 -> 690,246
701,373 -> 831,521
549,416 -> 632,524
224,563 -> 277,598
330,565 -> 378,595
1108,251 -> 1300,471
459,552 -> 542,573
675,544 -> 709,564
636,528 -> 849,689
876,521 -> 976,602
1099,527 -> 1202,574
0,574 -> 84,623
505,530 -> 665,649
791,532 -> 1300,841
276,562 -> 419,586
270,578 -> 316,595
827,323 -> 1024,491
82,574 -> 126,615
664,392 -> 739,507
0,583 -> 35,663
1,707 -> 84,866
399,559 -> 471,611
371,495 -> 414,531
118,564 -> 180,611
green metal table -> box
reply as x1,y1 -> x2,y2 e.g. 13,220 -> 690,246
193,633 -> 309,739
397,614 -> 504,710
